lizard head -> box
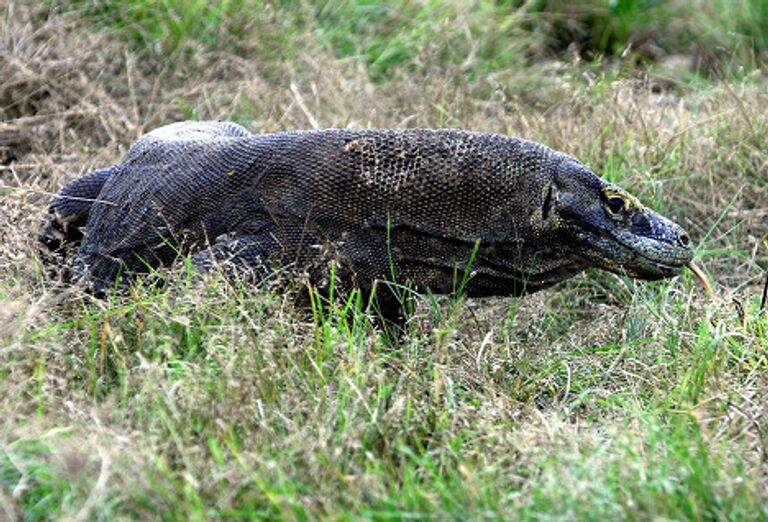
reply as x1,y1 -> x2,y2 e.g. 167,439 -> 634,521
547,158 -> 694,280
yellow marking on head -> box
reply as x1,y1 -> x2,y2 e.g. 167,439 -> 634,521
344,139 -> 363,152
602,187 -> 643,212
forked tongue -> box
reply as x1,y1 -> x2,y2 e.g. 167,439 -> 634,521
687,262 -> 713,299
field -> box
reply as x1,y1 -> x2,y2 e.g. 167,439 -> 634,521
1,0 -> 767,520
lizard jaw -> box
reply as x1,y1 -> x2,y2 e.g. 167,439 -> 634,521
572,226 -> 694,280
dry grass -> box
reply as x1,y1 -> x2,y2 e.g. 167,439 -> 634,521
1,1 -> 768,520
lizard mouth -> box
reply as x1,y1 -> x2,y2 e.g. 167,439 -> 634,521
574,226 -> 694,280
615,236 -> 691,275
579,227 -> 713,297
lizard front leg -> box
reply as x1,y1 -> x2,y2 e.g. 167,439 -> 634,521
188,232 -> 286,286
39,166 -> 117,259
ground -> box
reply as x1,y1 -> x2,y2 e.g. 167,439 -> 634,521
1,1 -> 767,520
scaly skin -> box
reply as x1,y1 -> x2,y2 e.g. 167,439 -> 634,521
40,121 -> 694,308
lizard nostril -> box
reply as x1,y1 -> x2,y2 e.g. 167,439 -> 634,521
678,231 -> 691,247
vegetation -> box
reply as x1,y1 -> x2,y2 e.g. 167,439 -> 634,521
2,0 -> 767,519
56,0 -> 768,78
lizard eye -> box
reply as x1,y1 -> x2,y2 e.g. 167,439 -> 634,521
605,196 -> 626,215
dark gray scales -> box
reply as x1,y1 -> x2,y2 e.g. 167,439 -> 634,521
40,121 -> 694,306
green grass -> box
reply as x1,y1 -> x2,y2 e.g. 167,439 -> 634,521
56,0 -> 768,82
2,276 -> 768,519
56,0 -> 256,57
2,0 -> 768,519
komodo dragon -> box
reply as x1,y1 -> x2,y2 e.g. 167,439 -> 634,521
40,121 -> 701,318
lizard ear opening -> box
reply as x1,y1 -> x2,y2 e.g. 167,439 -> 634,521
542,183 -> 554,220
